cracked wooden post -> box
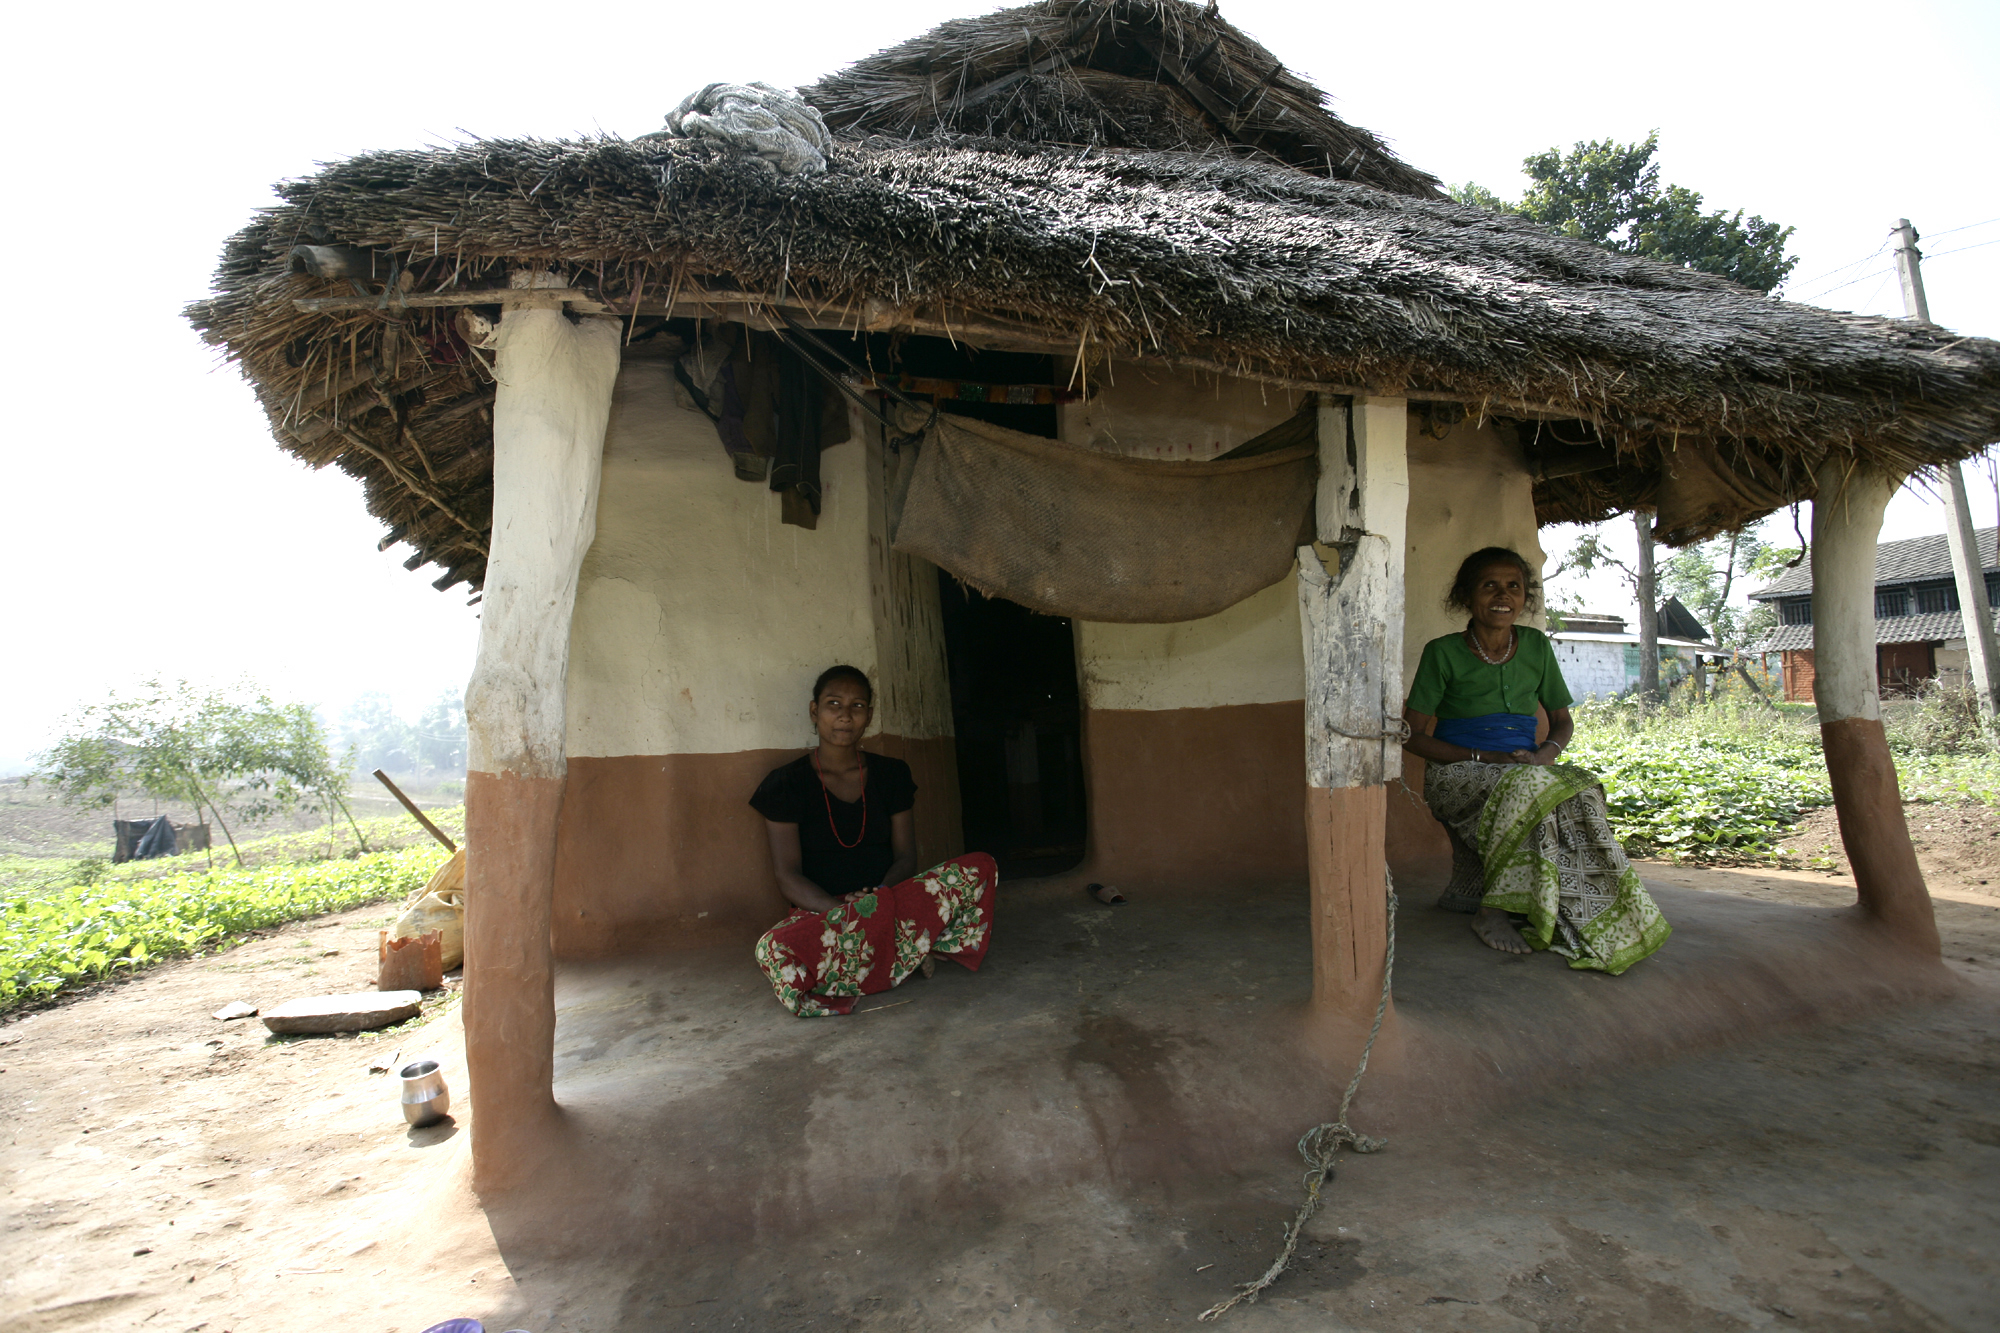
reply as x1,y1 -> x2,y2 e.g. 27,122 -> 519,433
1810,460 -> 1941,954
1298,395 -> 1409,1012
463,275 -> 622,1190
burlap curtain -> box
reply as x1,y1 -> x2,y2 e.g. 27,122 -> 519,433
891,412 -> 1317,623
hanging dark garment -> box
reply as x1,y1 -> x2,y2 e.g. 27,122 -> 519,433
771,341 -> 823,528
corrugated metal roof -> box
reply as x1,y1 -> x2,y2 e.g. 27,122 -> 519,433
1756,607 -> 1999,652
1750,527 -> 1999,599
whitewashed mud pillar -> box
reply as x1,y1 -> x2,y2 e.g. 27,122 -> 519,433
463,276 -> 622,1190
1298,396 -> 1409,1011
1810,460 -> 1940,954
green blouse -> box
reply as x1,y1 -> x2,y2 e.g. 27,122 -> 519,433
1405,627 -> 1574,719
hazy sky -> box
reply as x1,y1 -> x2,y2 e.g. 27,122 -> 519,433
1,0 -> 1994,769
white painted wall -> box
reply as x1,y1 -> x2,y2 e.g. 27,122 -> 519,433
565,353 -> 902,757
1402,418 -> 1547,684
1077,578 -> 1305,711
1811,462 -> 1897,723
1554,640 -> 1630,703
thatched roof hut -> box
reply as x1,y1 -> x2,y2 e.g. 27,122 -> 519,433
187,0 -> 2000,596
186,0 -> 1979,1195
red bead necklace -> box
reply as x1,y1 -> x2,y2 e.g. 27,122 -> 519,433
810,747 -> 868,849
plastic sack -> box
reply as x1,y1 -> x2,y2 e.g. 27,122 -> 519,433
391,848 -> 464,971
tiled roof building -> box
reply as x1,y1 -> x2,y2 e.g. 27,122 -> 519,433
1749,528 -> 1999,698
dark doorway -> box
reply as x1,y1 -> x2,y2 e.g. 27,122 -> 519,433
938,576 -> 1088,879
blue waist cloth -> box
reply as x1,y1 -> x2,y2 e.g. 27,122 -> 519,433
1433,712 -> 1540,755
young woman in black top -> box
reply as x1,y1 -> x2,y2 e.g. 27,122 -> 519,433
749,666 -> 998,1016
751,666 -> 919,910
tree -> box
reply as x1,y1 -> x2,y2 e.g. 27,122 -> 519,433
1548,517 -> 1662,701
413,691 -> 467,776
1451,132 -> 1798,293
35,680 -> 362,868
337,692 -> 417,776
1660,519 -> 1804,650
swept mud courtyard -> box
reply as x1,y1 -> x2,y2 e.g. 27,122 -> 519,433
5,845 -> 1997,1332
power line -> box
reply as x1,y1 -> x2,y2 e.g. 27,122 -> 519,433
1854,267 -> 1897,314
1792,217 -> 1999,302
1793,239 -> 1889,290
1921,215 -> 2000,243
1926,235 -> 2000,261
1802,265 -> 1895,303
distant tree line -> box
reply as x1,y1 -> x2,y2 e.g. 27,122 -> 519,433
335,691 -> 466,780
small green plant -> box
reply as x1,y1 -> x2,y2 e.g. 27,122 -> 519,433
0,844 -> 446,1010
1568,697 -> 1829,859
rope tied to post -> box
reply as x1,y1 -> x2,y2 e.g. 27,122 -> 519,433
1326,715 -> 1412,746
1197,867 -> 1398,1322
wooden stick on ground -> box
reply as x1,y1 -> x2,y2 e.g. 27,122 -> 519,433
372,769 -> 458,852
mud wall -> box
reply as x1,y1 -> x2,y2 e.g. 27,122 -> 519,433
553,352 -> 957,955
1067,403 -> 1545,888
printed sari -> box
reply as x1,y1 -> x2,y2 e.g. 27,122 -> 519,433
1425,761 -> 1671,975
754,853 -> 998,1017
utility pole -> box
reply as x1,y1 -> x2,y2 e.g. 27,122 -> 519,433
1892,218 -> 2000,728
1635,507 -> 1660,702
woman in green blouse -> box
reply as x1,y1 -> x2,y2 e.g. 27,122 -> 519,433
1403,547 -> 1670,974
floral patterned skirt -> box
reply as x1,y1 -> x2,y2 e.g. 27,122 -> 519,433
753,853 -> 998,1017
1425,760 -> 1671,975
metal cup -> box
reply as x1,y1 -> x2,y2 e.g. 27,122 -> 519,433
399,1059 -> 451,1127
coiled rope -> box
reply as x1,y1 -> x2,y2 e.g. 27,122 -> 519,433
1197,867 -> 1398,1322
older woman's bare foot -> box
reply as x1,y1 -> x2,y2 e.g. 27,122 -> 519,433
1472,906 -> 1532,954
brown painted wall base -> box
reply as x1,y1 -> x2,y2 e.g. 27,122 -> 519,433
1078,703 -> 1449,889
551,736 -> 961,957
1821,716 -> 1940,953
464,770 -> 565,1193
1306,784 -> 1394,1017
1078,702 -> 1308,888
1386,751 -> 1450,876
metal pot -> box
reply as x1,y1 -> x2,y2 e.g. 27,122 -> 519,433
399,1059 -> 451,1127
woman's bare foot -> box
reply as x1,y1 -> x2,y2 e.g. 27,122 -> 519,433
1472,906 -> 1532,954
919,955 -> 936,979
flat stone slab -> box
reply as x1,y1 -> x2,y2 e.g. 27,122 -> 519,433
261,991 -> 421,1035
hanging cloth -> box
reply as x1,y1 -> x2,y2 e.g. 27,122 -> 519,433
771,338 -> 823,527
892,410 -> 1317,624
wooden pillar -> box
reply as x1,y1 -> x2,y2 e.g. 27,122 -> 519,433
1298,395 -> 1408,1011
1810,459 -> 1940,954
463,276 -> 622,1190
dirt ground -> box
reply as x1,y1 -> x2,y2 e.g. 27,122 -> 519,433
1778,800 -> 2000,892
2,803 -> 1996,1332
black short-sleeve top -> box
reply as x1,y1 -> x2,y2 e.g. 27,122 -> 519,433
750,752 -> 917,897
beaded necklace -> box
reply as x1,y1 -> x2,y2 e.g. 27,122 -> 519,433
810,747 -> 868,849
1465,626 -> 1520,712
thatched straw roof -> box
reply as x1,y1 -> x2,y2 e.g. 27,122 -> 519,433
186,0 -> 2000,594
806,0 -> 1442,197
